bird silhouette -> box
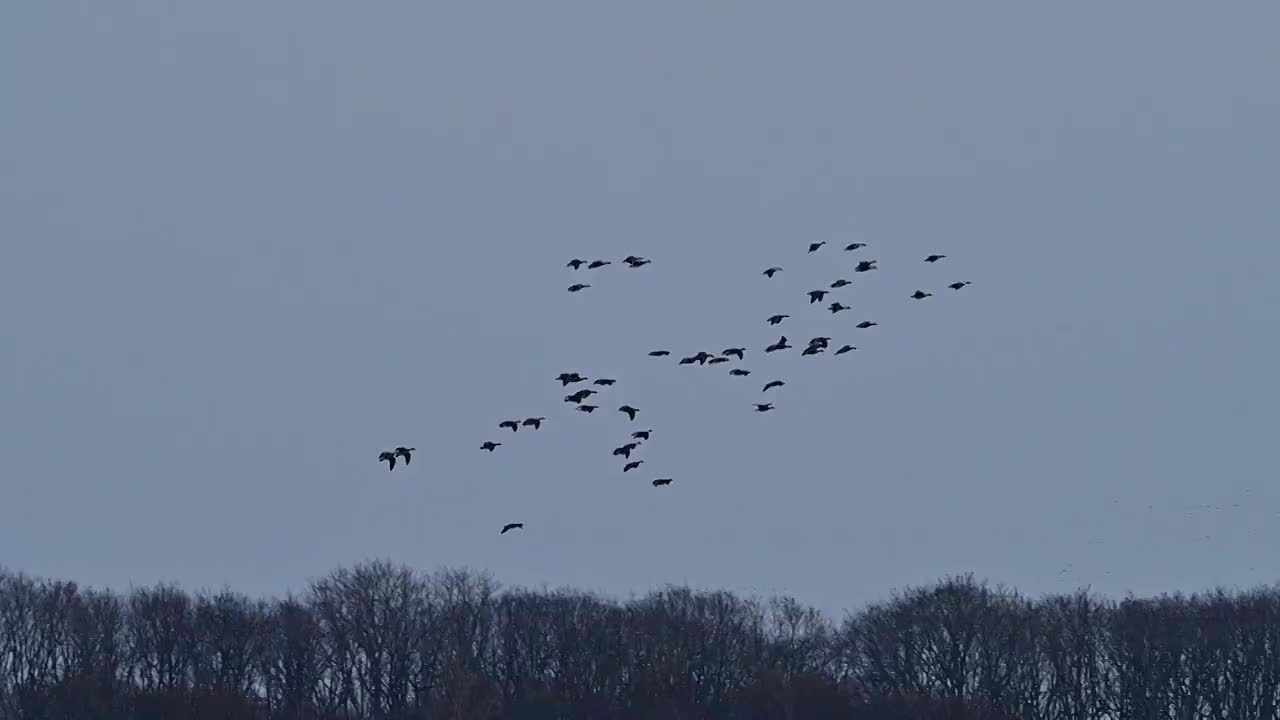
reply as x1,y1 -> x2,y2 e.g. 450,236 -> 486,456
577,404 -> 599,413
613,442 -> 639,458
856,321 -> 878,329
623,460 -> 644,472
522,417 -> 545,429
854,260 -> 878,273
567,258 -> 586,269
648,350 -> 671,357
480,441 -> 502,452
910,290 -> 933,299
501,523 -> 524,534
808,242 -> 826,253
829,302 -> 850,313
499,420 -> 520,432
623,255 -> 651,267
844,242 -> 867,251
763,267 -> 783,278
652,478 -> 673,487
587,260 -> 611,269
632,430 -> 652,440
767,314 -> 790,326
762,380 -> 785,392
557,372 -> 587,386
729,368 -> 751,376
834,344 -> 856,355
830,279 -> 852,288
707,356 -> 729,365
765,336 -> 791,352
394,447 -> 415,465
678,356 -> 697,365
567,283 -> 591,292
807,337 -> 830,349
564,389 -> 597,403
754,403 -> 775,412
924,254 -> 946,263
948,281 -> 972,291
722,347 -> 745,360
801,345 -> 825,356
593,378 -> 617,386
808,290 -> 829,304
692,351 -> 713,365
619,405 -> 639,421
378,451 -> 397,471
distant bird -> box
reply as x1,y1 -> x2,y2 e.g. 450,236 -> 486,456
924,254 -> 946,263
801,345 -> 825,356
808,337 -> 830,348
619,405 -> 639,421
722,347 -> 745,360
648,350 -> 671,357
613,442 -> 639,458
754,403 -> 775,412
767,314 -> 790,326
808,242 -> 826,253
829,302 -> 850,313
632,430 -> 652,440
692,351 -> 713,365
378,451 -> 398,471
500,523 -> 524,534
623,255 -> 651,267
854,260 -> 878,273
499,420 -> 520,432
652,478 -> 673,487
763,380 -> 785,392
480,441 -> 502,452
393,447 -> 415,466
856,321 -> 878,329
678,356 -> 697,365
577,404 -> 599,413
765,336 -> 791,352
587,260 -> 611,269
729,368 -> 751,376
830,279 -> 852,288
564,389 -> 596,403
567,258 -> 586,269
844,242 -> 867,251
568,283 -> 591,293
910,290 -> 933,299
707,356 -> 729,365
948,281 -> 972,291
808,290 -> 829,304
522,417 -> 545,429
834,344 -> 856,355
557,372 -> 587,386
623,460 -> 644,472
593,378 -> 617,386
763,267 -> 783,278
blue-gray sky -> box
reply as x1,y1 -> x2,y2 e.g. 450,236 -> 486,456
2,3 -> 1277,615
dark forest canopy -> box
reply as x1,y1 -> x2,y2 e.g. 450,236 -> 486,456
1,562 -> 1278,719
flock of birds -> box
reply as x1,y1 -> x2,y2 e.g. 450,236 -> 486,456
379,242 -> 971,535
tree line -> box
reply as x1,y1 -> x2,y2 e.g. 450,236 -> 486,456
1,562 -> 1277,719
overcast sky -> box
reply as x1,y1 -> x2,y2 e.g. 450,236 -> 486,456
2,3 -> 1277,616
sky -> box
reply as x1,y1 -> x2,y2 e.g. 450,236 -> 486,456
2,3 -> 1278,617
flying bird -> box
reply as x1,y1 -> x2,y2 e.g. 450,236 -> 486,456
763,267 -> 783,278
556,372 -> 587,386
577,404 -> 599,413
480,441 -> 502,452
856,321 -> 879,329
378,451 -> 397,471
587,260 -> 611,269
910,290 -> 933,299
593,378 -> 617,386
801,345 -> 825,356
623,255 -> 651,267
707,356 -> 729,365
765,336 -> 791,352
632,430 -> 652,440
678,356 -> 697,365
623,460 -> 645,472
567,258 -> 586,269
692,351 -> 713,365
499,420 -> 520,432
652,478 -> 673,487
924,254 -> 946,263
754,403 -> 775,412
829,302 -> 850,313
394,447 -> 415,465
567,283 -> 591,293
500,523 -> 524,534
613,442 -> 639,458
830,279 -> 852,288
808,242 -> 826,253
722,347 -> 745,360
522,417 -> 545,429
844,242 -> 867,251
564,389 -> 596,403
834,344 -> 856,355
762,380 -> 785,392
648,350 -> 671,357
948,281 -> 972,291
619,405 -> 639,421
767,314 -> 790,326
854,260 -> 878,273
808,290 -> 829,304
729,368 -> 751,376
